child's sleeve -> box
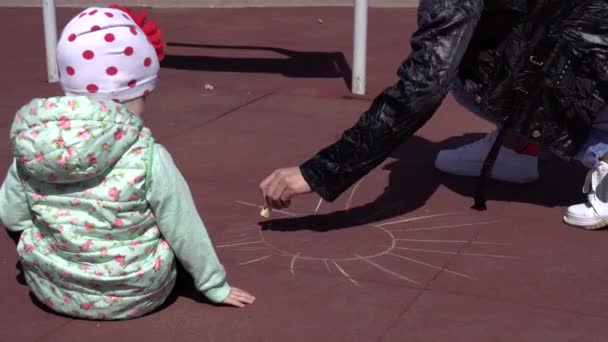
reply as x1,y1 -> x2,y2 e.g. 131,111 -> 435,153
145,143 -> 231,304
0,159 -> 33,233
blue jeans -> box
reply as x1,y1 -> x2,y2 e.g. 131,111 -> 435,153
450,79 -> 608,169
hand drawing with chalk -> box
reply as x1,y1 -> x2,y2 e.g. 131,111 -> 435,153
218,177 -> 520,287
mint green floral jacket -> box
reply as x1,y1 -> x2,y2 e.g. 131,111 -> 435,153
0,97 -> 230,320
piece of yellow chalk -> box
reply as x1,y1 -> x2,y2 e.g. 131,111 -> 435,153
260,207 -> 271,219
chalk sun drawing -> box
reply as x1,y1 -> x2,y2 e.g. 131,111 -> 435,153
217,179 -> 519,287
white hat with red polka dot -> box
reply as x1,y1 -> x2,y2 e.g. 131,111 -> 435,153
57,7 -> 159,102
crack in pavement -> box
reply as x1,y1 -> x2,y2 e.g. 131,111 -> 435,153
167,91 -> 276,142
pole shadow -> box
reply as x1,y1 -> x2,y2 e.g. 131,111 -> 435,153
162,42 -> 353,90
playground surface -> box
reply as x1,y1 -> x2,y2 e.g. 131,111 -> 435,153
1,6 -> 608,342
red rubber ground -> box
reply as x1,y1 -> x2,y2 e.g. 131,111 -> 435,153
1,7 -> 607,342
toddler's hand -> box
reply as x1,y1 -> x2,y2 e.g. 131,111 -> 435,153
222,287 -> 255,308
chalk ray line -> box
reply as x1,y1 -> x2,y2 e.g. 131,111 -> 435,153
391,220 -> 499,232
314,198 -> 323,212
345,179 -> 363,210
396,238 -> 505,245
393,246 -> 521,260
240,255 -> 273,265
216,240 -> 264,248
234,247 -> 273,251
388,252 -> 476,280
378,212 -> 464,227
290,252 -> 301,275
356,254 -> 421,285
235,200 -> 298,217
332,261 -> 361,287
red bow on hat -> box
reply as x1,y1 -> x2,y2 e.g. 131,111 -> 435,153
110,4 -> 167,61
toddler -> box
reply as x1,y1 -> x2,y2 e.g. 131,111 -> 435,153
0,6 -> 254,320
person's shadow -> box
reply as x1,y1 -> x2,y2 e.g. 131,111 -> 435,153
259,133 -> 587,232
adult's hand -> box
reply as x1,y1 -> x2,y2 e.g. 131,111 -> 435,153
259,167 -> 312,209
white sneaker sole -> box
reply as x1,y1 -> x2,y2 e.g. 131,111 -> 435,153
562,215 -> 608,230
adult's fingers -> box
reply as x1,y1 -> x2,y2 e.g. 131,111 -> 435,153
267,177 -> 288,209
260,170 -> 278,190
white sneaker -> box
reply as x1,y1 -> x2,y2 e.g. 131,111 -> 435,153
435,130 -> 539,184
564,162 -> 608,230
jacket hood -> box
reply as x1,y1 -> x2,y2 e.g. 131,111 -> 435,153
11,96 -> 143,183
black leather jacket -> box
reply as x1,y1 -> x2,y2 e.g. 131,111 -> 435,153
300,0 -> 608,202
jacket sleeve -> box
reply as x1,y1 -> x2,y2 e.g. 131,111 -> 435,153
300,0 -> 484,202
146,144 -> 231,303
0,159 -> 33,233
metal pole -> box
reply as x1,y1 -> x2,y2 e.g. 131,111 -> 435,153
43,0 -> 59,83
352,0 -> 367,95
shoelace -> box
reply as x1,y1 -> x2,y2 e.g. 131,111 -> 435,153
472,127 -> 508,211
471,129 -> 538,210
